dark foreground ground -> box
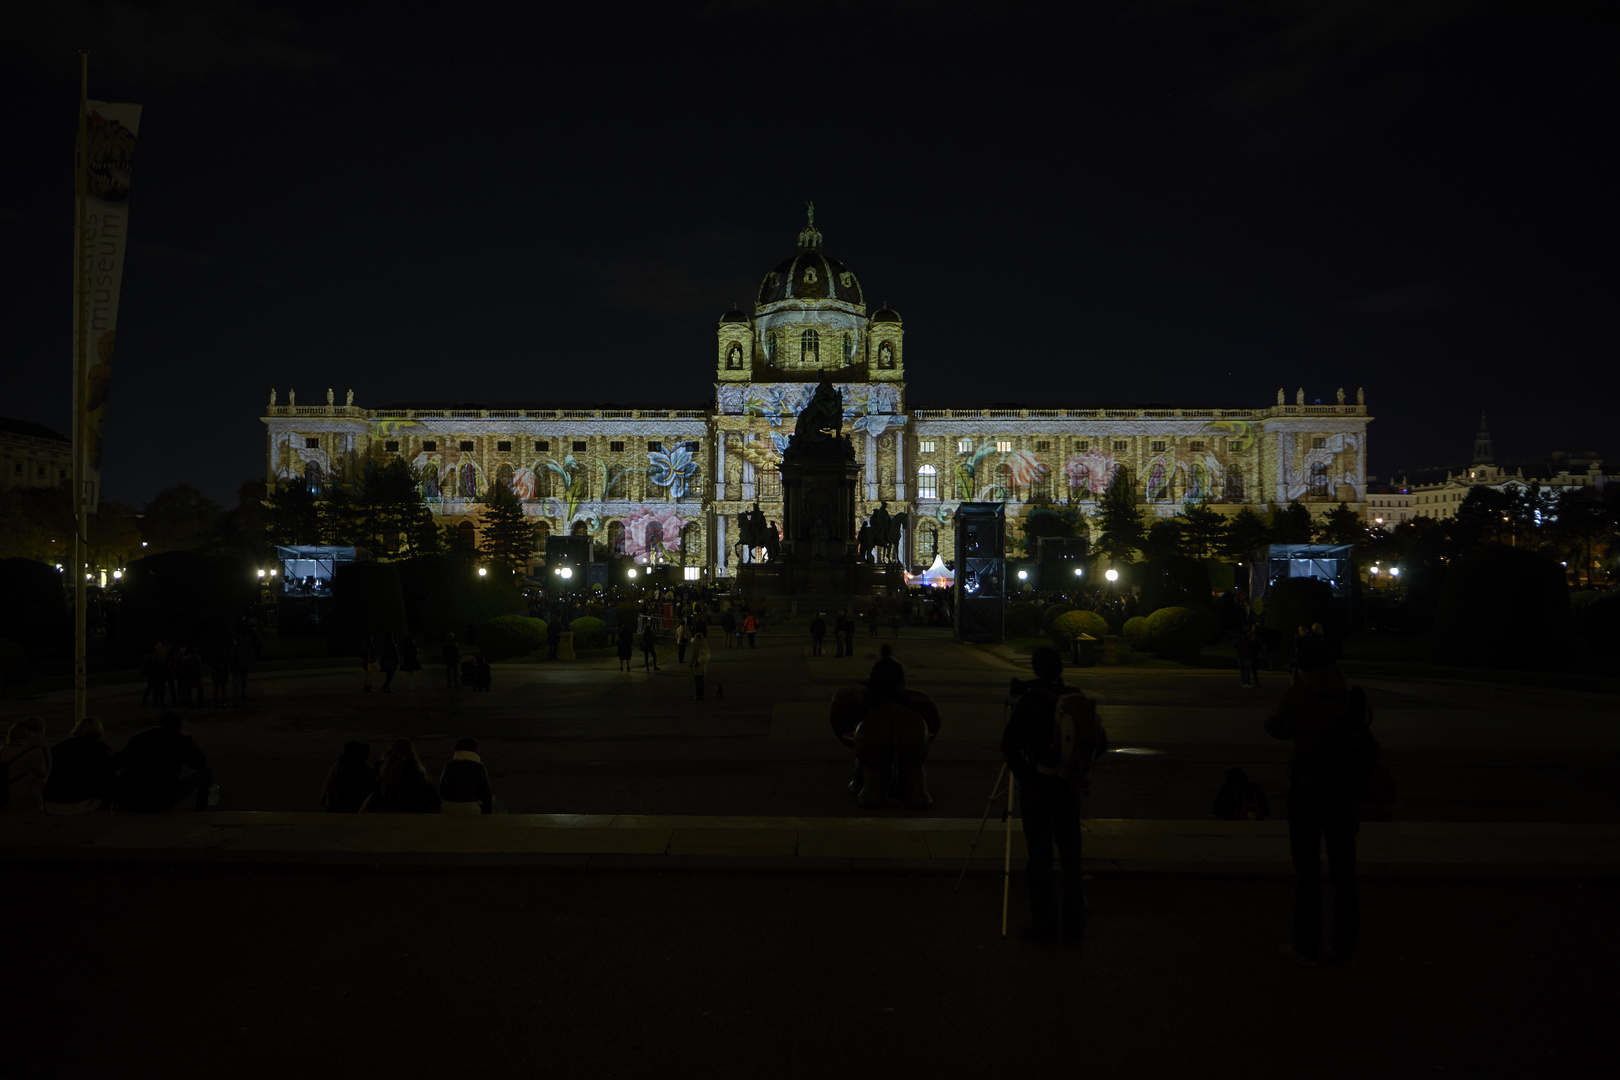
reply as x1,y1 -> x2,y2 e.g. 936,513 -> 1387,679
9,868 -> 1612,1079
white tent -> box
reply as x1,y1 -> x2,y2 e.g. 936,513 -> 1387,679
916,554 -> 955,588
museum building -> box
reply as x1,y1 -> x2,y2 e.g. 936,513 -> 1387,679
262,212 -> 1374,579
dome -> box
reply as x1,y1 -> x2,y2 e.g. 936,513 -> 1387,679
719,308 -> 749,324
871,307 -> 901,323
756,205 -> 864,308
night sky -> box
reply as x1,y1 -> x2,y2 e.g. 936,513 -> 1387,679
6,1 -> 1615,507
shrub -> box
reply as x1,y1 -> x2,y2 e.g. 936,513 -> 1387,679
117,551 -> 255,664
1122,615 -> 1151,651
0,559 -> 70,672
1138,555 -> 1213,616
1433,547 -> 1572,669
478,614 -> 548,661
1142,604 -> 1219,658
613,602 -> 640,630
1052,609 -> 1108,644
419,568 -> 525,644
1262,577 -> 1339,647
1579,595 -> 1620,647
1005,602 -> 1040,636
568,616 -> 608,648
327,561 -> 407,657
1040,603 -> 1077,635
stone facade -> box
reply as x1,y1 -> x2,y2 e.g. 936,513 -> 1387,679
1,418 -> 73,492
261,212 -> 1374,576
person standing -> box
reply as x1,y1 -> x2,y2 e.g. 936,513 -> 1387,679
1236,625 -> 1261,688
141,644 -> 166,708
1266,657 -> 1371,967
617,623 -> 635,673
380,633 -> 401,693
720,610 -> 737,650
866,609 -> 880,637
1000,647 -> 1098,946
400,636 -> 422,692
841,612 -> 856,658
743,612 -> 759,648
444,633 -> 461,691
360,636 -> 378,693
641,623 -> 660,671
689,627 -> 711,700
809,613 -> 827,656
675,621 -> 690,665
229,634 -> 254,708
833,610 -> 847,658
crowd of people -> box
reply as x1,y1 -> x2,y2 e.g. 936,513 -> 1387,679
137,619 -> 264,710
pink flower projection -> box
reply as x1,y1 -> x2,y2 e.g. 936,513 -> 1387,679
1063,450 -> 1116,496
508,467 -> 539,501
620,505 -> 693,562
1002,450 -> 1049,488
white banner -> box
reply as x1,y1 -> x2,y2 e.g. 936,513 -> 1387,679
73,100 -> 141,513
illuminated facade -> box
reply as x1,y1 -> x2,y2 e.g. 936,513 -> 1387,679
1,417 -> 73,492
262,213 -> 1375,577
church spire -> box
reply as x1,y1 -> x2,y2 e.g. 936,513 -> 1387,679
1472,411 -> 1494,465
796,200 -> 822,251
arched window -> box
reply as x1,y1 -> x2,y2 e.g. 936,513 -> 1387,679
680,522 -> 701,566
456,520 -> 475,550
496,463 -> 514,493
800,328 -> 819,366
607,520 -> 625,555
303,461 -> 322,496
919,522 -> 939,558
535,520 -> 550,552
996,462 -> 1017,502
460,462 -> 477,498
1069,464 -> 1091,501
917,464 -> 938,500
571,519 -> 588,536
645,521 -> 664,559
1310,462 -> 1330,498
420,464 -> 439,499
1224,466 -> 1244,502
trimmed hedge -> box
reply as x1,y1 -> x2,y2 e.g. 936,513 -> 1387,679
1143,604 -> 1219,658
478,614 -> 548,661
1052,609 -> 1108,644
568,616 -> 608,648
1040,603 -> 1077,635
1432,547 -> 1572,669
1122,615 -> 1151,651
1138,555 -> 1213,616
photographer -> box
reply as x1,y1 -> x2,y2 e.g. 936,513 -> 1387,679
1001,647 -> 1100,947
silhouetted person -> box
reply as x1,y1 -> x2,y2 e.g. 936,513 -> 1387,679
617,623 -> 635,673
229,635 -> 254,707
809,613 -> 827,656
866,644 -> 905,706
361,636 -> 378,693
380,634 -> 400,693
641,624 -> 660,671
444,633 -> 461,691
111,712 -> 213,812
1212,766 -> 1270,821
44,717 -> 115,814
689,627 -> 711,700
439,737 -> 495,814
321,741 -> 375,813
365,738 -> 440,813
401,636 -> 422,691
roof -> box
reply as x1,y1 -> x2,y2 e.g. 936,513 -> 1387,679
0,417 -> 71,444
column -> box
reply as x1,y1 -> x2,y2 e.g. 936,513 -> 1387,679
895,429 -> 907,500
865,432 -> 878,501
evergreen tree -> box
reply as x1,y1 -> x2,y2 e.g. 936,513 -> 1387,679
317,485 -> 357,546
1316,501 -> 1365,545
264,480 -> 322,547
477,480 -> 536,579
1019,503 -> 1081,558
1178,498 -> 1228,558
1220,506 -> 1272,559
1140,517 -> 1184,560
1093,467 -> 1144,564
1270,500 -> 1315,544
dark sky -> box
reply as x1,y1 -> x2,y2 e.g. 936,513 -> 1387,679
6,0 -> 1615,507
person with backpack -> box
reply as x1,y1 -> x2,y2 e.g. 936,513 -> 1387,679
1000,646 -> 1107,947
1266,655 -> 1377,967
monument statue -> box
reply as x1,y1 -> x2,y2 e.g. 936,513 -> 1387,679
792,377 -> 845,449
269,388 -> 276,407
1357,387 -> 1365,405
1295,388 -> 1305,406
1337,387 -> 1345,405
327,387 -> 334,406
289,389 -> 296,406
346,389 -> 354,407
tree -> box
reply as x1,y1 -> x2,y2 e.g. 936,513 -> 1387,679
1178,499 -> 1227,558
1450,486 -> 1515,548
1019,503 -> 1081,558
0,484 -> 68,561
476,481 -> 536,579
1140,517 -> 1184,560
264,480 -> 321,547
88,501 -> 144,568
1270,501 -> 1314,544
1092,467 -> 1143,564
141,485 -> 222,553
1220,506 -> 1271,560
205,481 -> 273,563
316,485 -> 357,546
1316,502 -> 1364,545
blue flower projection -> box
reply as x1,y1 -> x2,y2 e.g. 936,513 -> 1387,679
648,443 -> 699,499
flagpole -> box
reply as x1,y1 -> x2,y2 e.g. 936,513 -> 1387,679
74,51 -> 90,725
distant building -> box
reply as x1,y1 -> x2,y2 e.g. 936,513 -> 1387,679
1405,416 -> 1606,521
0,417 -> 72,491
1364,480 -> 1412,527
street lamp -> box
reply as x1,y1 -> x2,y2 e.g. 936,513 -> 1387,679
1073,567 -> 1084,577
477,567 -> 487,578
1016,569 -> 1028,581
627,568 -> 637,579
559,567 -> 573,580
1105,568 -> 1119,583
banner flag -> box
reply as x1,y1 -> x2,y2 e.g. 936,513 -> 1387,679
73,100 -> 141,513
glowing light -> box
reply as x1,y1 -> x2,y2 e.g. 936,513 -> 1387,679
1073,567 -> 1083,577
141,542 -> 147,547
1369,566 -> 1379,575
1389,567 -> 1401,578
1105,569 -> 1119,582
257,569 -> 265,578
112,570 -> 122,580
559,567 -> 573,580
627,568 -> 637,578
1017,570 -> 1028,580
477,567 -> 487,577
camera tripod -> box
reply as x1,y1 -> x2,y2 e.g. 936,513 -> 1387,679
952,761 -> 1016,937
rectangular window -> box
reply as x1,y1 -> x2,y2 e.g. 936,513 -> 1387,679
1151,441 -> 1166,453
758,468 -> 781,501
995,440 -> 1012,453
918,439 -> 935,454
459,440 -> 475,451
384,440 -> 400,453
304,437 -> 319,449
958,438 -> 972,453
1189,441 -> 1204,452
1113,441 -> 1127,452
682,441 -> 700,452
423,440 -> 437,452
648,441 -> 664,452
572,440 -> 587,452
610,441 -> 624,453
38,466 -> 46,477
534,440 -> 548,452
1035,440 -> 1050,452
496,440 -> 511,452
683,566 -> 701,581
1075,440 -> 1089,451
1313,437 -> 1327,449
